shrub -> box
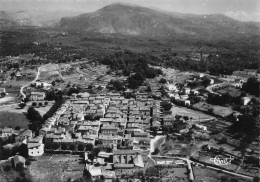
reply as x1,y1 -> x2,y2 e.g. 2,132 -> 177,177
44,101 -> 48,105
31,102 -> 37,107
38,102 -> 43,107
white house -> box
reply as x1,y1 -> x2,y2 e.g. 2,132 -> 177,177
30,92 -> 46,101
191,90 -> 199,96
195,124 -> 207,131
27,137 -> 44,156
183,88 -> 191,95
240,97 -> 251,105
209,79 -> 215,85
0,128 -> 13,137
166,84 -> 177,91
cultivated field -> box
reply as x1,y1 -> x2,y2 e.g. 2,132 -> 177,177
193,166 -> 251,182
30,154 -> 84,182
0,111 -> 29,129
171,104 -> 214,121
193,102 -> 233,117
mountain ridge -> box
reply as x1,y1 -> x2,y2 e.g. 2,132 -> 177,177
59,3 -> 259,37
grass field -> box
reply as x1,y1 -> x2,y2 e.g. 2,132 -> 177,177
0,111 -> 29,129
171,104 -> 214,121
161,167 -> 188,182
193,166 -> 251,182
193,102 -> 233,117
216,87 -> 242,97
30,154 -> 84,182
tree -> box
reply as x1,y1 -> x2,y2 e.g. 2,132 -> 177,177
69,143 -> 76,151
83,169 -> 93,182
0,149 -> 5,160
51,142 -> 60,150
220,175 -> 228,182
109,80 -> 125,91
25,160 -> 31,171
61,143 -> 68,150
16,162 -> 24,171
230,178 -> 239,182
219,147 -> 225,153
112,177 -> 121,182
242,77 -> 260,97
253,176 -> 260,182
183,116 -> 189,121
3,165 -> 11,172
85,143 -> 94,151
88,152 -> 95,162
77,143 -> 85,151
159,78 -> 167,84
151,147 -> 160,155
106,147 -> 113,153
44,142 -> 52,150
19,143 -> 28,158
92,148 -> 101,157
161,102 -> 172,111
219,137 -> 228,144
27,107 -> 42,122
208,108 -> 214,114
18,102 -> 26,109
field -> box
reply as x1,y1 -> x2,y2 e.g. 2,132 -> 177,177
171,104 -> 214,121
216,86 -> 242,97
193,102 -> 233,117
0,111 -> 29,129
193,166 -> 251,182
29,154 -> 84,182
0,96 -> 18,106
161,167 -> 188,182
152,66 -> 192,83
160,138 -> 197,157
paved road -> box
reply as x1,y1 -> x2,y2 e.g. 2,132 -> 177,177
20,66 -> 41,100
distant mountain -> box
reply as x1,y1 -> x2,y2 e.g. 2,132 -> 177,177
59,3 -> 259,37
0,10 -> 82,28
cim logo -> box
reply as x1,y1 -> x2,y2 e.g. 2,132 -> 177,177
209,155 -> 234,165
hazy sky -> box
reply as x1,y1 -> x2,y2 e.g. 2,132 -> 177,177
0,0 -> 259,21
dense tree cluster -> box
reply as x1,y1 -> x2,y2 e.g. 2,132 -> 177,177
27,107 -> 43,135
43,100 -> 65,121
163,52 -> 259,76
161,101 -> 172,111
108,80 -> 125,91
100,50 -> 162,89
230,99 -> 260,143
242,77 -> 260,97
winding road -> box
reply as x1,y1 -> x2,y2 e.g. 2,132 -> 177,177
20,66 -> 41,100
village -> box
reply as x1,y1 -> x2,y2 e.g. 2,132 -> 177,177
0,55 -> 259,182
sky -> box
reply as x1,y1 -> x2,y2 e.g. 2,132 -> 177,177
0,0 -> 259,22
